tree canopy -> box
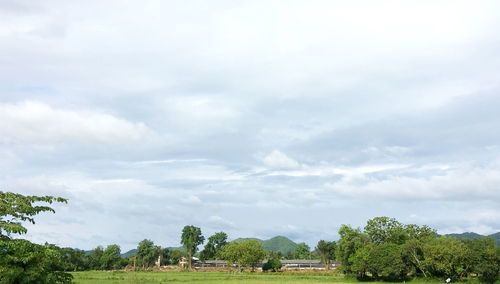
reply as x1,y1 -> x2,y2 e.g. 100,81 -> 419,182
200,231 -> 228,261
0,191 -> 67,238
180,225 -> 204,269
219,240 -> 266,271
0,190 -> 71,284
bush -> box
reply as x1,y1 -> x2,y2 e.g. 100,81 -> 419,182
262,258 -> 282,272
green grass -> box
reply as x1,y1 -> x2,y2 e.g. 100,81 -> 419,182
71,271 -> 444,284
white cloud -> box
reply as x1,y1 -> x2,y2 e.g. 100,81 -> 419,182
0,101 -> 157,145
1,0 -> 500,248
207,215 -> 235,230
262,150 -> 300,169
182,195 -> 202,205
327,165 -> 500,201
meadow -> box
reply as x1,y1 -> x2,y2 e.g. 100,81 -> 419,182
71,271 -> 445,284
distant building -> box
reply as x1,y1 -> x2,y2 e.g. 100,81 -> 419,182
194,259 -> 339,270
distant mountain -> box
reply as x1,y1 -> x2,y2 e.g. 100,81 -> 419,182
232,236 -> 298,255
263,236 -> 298,254
445,232 -> 484,240
445,232 -> 500,246
121,249 -> 136,257
232,238 -> 262,243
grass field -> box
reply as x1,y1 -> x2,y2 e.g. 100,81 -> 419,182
71,271 -> 444,284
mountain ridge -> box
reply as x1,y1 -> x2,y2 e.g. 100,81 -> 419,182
444,232 -> 500,246
232,235 -> 298,254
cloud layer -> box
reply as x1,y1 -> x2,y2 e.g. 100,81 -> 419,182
1,0 -> 500,250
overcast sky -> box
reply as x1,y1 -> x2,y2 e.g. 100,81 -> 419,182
1,0 -> 500,251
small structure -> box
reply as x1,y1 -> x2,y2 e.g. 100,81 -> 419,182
198,260 -> 228,268
179,257 -> 188,269
155,255 -> 162,267
281,260 -> 339,270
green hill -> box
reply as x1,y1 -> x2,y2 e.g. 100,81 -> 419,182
445,232 -> 500,246
445,232 -> 484,240
121,249 -> 136,257
231,236 -> 298,255
263,236 -> 298,254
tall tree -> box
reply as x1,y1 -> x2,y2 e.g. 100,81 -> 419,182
316,240 -> 336,269
136,239 -> 161,269
402,224 -> 436,277
293,242 -> 311,259
88,246 -> 104,270
180,225 -> 205,269
101,244 -> 123,270
200,231 -> 228,261
364,217 -> 406,244
337,224 -> 369,274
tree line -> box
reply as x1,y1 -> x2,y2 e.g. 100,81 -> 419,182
1,191 -> 499,283
337,217 -> 500,283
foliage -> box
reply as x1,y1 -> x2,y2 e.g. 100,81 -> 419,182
0,238 -> 73,284
0,191 -> 72,283
464,238 -> 500,284
338,216 -> 500,283
315,240 -> 336,269
232,236 -> 299,255
262,258 -> 282,272
364,216 -> 407,245
200,231 -> 228,261
169,249 -> 186,265
291,242 -> 310,259
88,246 -> 104,270
220,240 -> 266,271
421,237 -> 471,280
101,244 -> 123,270
181,225 -> 205,269
337,224 -> 368,274
59,248 -> 88,271
136,239 -> 162,269
361,243 -> 407,281
0,191 -> 67,238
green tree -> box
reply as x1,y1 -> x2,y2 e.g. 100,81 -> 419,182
402,224 -> 436,277
136,239 -> 161,269
88,246 -> 104,270
368,243 -> 407,281
262,258 -> 282,272
0,191 -> 67,238
292,242 -> 311,259
0,239 -> 73,284
180,225 -> 204,269
159,248 -> 171,266
351,243 -> 408,281
349,244 -> 371,280
315,240 -> 336,269
200,231 -> 228,261
60,248 -> 88,271
364,216 -> 406,245
337,224 -> 369,274
0,191 -> 71,284
219,240 -> 266,271
101,244 -> 123,270
464,238 -> 500,283
169,249 -> 186,265
421,237 -> 471,280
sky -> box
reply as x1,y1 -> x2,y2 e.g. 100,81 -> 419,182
1,0 -> 500,251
